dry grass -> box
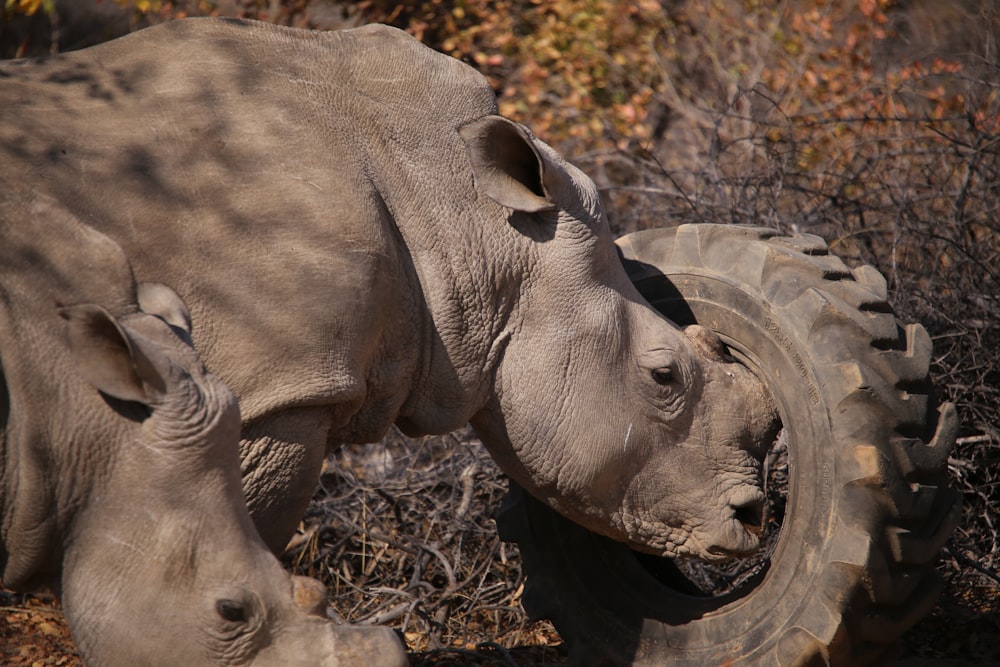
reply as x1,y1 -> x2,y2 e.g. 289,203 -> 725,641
281,430 -> 566,665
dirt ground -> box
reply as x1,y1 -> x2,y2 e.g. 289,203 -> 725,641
1,434 -> 997,666
0,589 -> 567,666
1,548 -> 997,667
3,552 -> 998,667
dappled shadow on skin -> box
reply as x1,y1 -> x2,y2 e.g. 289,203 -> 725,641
0,19 -> 468,429
1,21 -> 551,664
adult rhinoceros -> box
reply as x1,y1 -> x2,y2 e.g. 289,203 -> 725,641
0,17 -> 957,666
0,195 -> 405,666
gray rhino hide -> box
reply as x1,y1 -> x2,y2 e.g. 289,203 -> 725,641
0,193 -> 406,666
0,18 -> 778,561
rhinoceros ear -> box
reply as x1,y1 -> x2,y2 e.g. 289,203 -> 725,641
459,115 -> 557,213
60,304 -> 167,406
137,282 -> 193,336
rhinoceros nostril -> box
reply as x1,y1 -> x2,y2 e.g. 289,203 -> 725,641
733,497 -> 766,537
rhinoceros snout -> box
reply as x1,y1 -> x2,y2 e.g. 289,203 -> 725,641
330,624 -> 408,667
282,577 -> 407,667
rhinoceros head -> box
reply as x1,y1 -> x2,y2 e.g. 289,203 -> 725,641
56,288 -> 404,667
461,117 -> 779,561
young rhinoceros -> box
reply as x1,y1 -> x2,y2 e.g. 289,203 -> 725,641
0,18 -> 779,566
0,199 -> 405,667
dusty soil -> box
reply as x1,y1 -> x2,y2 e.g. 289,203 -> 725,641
1,432 -> 997,666
0,590 -> 78,667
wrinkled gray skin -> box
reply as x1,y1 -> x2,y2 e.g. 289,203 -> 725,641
0,18 -> 778,564
0,196 -> 405,666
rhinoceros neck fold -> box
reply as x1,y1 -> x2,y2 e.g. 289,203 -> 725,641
372,190 -> 519,438
0,337 -> 117,593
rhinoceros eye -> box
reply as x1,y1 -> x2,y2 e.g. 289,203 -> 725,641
216,599 -> 248,624
651,366 -> 676,386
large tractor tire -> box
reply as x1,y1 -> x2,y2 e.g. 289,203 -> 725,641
496,224 -> 960,666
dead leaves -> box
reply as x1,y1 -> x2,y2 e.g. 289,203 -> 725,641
0,591 -> 81,667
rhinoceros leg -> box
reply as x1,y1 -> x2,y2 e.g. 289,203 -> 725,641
240,407 -> 331,553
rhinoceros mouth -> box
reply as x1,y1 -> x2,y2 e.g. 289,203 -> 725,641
645,432 -> 787,596
678,469 -> 767,562
705,528 -> 762,563
698,528 -> 762,563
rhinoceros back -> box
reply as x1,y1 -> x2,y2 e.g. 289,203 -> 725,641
0,18 -> 496,432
